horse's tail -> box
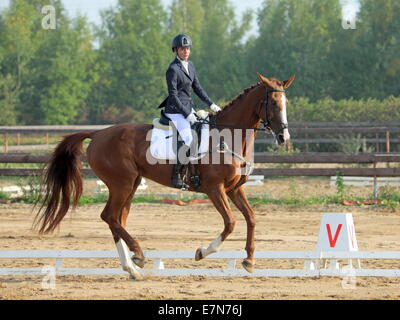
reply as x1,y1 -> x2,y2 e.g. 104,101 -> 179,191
34,131 -> 92,234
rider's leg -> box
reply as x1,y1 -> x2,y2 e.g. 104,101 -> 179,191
164,113 -> 193,150
166,114 -> 200,158
165,113 -> 192,188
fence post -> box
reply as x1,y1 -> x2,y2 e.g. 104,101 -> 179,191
386,131 -> 390,153
305,125 -> 309,153
4,133 -> 8,153
16,133 -> 21,146
373,162 -> 378,200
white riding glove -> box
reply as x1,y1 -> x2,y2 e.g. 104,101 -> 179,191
186,113 -> 197,124
210,103 -> 222,113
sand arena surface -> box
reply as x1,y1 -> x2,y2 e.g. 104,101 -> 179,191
0,179 -> 399,300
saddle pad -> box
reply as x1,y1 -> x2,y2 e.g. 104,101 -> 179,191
150,124 -> 209,160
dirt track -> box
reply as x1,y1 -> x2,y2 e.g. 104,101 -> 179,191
0,179 -> 399,300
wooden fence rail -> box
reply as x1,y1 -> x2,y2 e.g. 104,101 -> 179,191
1,125 -> 399,135
1,124 -> 399,153
1,153 -> 399,164
0,153 -> 399,177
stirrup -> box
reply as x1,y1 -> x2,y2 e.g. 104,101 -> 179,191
172,176 -> 189,190
217,141 -> 228,153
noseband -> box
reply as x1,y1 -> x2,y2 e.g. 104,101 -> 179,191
261,88 -> 288,133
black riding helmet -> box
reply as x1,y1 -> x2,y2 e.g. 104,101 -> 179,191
171,34 -> 192,52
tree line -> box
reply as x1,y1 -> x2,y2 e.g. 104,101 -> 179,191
0,0 -> 399,125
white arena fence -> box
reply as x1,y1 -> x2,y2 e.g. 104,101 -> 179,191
0,250 -> 400,277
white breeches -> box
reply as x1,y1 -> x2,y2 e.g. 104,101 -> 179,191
165,112 -> 193,147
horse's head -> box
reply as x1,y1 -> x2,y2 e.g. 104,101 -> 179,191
256,73 -> 296,145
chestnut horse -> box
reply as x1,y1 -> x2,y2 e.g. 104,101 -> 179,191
34,73 -> 296,279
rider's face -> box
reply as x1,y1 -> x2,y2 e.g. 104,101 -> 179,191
176,47 -> 190,61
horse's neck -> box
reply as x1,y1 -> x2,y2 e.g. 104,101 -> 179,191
217,85 -> 263,129
216,84 -> 263,157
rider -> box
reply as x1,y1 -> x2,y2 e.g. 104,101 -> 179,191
164,34 -> 221,188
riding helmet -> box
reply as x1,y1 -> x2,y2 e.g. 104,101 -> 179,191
171,34 -> 192,52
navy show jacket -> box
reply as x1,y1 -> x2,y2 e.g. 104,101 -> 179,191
159,57 -> 213,118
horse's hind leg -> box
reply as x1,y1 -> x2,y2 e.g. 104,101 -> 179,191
101,176 -> 144,279
120,176 -> 145,268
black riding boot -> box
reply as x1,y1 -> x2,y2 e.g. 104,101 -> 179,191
171,141 -> 189,189
172,163 -> 184,189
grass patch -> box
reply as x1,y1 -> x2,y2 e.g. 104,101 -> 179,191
0,191 -> 11,201
246,195 -> 343,207
3,178 -> 399,210
379,187 -> 400,210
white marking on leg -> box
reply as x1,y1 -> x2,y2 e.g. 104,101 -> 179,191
116,239 -> 141,278
280,94 -> 290,141
200,235 -> 222,258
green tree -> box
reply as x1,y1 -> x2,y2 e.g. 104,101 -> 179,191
355,0 -> 400,98
250,0 -> 342,101
92,0 -> 170,124
1,0 -> 95,124
167,0 -> 205,55
0,10 -> 18,125
0,74 -> 19,125
194,0 -> 252,105
30,14 -> 96,124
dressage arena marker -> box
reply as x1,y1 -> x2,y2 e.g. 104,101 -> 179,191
314,213 -> 361,270
330,176 -> 400,187
244,175 -> 264,186
1,213 -> 399,277
94,179 -> 148,194
0,250 -> 400,277
93,176 -> 263,195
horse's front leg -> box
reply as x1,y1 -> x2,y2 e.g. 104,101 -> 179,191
227,186 -> 256,273
195,184 -> 236,261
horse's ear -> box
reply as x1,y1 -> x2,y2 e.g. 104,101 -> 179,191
283,74 -> 296,89
257,72 -> 275,89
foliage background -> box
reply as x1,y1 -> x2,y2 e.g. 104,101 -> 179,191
0,0 -> 399,125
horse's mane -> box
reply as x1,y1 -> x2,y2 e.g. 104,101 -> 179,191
220,82 -> 262,113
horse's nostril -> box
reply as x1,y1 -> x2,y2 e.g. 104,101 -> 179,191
277,134 -> 285,145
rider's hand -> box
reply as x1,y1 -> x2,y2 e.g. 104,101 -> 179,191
210,103 -> 222,113
186,113 -> 197,124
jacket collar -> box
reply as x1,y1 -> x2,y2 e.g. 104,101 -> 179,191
174,57 -> 192,80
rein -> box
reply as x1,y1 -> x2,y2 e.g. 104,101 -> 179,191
197,87 -> 287,133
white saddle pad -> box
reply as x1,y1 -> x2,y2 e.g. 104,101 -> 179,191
150,124 -> 209,160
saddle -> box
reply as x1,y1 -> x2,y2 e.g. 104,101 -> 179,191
151,110 -> 210,191
151,110 -> 209,161
153,110 -> 206,144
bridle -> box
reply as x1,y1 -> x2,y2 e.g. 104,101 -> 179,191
259,87 -> 288,134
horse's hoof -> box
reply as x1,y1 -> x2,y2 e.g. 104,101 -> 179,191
195,248 -> 204,261
129,270 -> 143,280
132,256 -> 145,268
123,266 -> 142,280
242,260 -> 254,273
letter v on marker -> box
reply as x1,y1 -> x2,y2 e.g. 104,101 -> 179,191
326,224 -> 343,247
